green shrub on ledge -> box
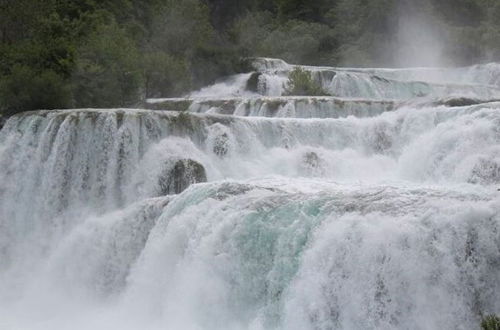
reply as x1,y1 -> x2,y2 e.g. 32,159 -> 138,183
481,314 -> 500,330
283,67 -> 329,96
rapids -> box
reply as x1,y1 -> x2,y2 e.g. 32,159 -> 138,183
1,58 -> 500,330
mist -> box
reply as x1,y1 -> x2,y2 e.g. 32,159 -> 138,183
394,8 -> 447,67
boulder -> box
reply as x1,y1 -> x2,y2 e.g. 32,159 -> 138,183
301,151 -> 325,176
246,72 -> 262,93
213,132 -> 229,157
469,158 -> 500,185
303,151 -> 320,169
158,159 -> 207,195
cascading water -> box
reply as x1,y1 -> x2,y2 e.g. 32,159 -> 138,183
1,58 -> 500,330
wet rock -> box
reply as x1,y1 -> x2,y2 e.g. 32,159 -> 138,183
265,99 -> 287,114
158,159 -> 207,195
210,100 -> 237,115
371,123 -> 393,153
372,75 -> 390,83
208,123 -> 232,157
469,158 -> 500,185
437,97 -> 485,107
301,151 -> 324,176
304,152 -> 320,169
169,111 -> 195,134
246,72 -> 262,93
212,183 -> 254,201
213,132 -> 229,157
146,99 -> 193,111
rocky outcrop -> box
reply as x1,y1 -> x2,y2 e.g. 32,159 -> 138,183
146,97 -> 397,119
158,159 -> 207,195
246,72 -> 262,93
301,151 -> 325,176
0,114 -> 6,130
213,132 -> 229,157
432,97 -> 495,107
469,158 -> 500,185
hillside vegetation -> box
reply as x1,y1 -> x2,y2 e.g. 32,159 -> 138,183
1,0 -> 500,115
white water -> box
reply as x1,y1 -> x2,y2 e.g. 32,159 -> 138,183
149,97 -> 397,118
1,58 -> 500,330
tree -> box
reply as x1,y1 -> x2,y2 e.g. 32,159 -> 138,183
72,20 -> 143,108
0,65 -> 70,115
143,52 -> 191,98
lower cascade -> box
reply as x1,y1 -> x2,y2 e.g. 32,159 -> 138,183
1,58 -> 500,330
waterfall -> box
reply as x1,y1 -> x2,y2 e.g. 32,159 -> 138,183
1,58 -> 500,330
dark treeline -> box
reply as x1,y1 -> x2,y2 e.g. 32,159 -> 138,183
1,0 -> 500,115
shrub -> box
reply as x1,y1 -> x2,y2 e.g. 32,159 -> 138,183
481,314 -> 500,330
283,66 -> 328,96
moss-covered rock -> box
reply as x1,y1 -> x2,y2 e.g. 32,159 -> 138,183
469,158 -> 500,185
170,111 -> 195,133
439,97 -> 483,107
147,99 -> 194,111
213,132 -> 229,157
246,72 -> 262,93
265,99 -> 287,113
204,100 -> 238,115
158,159 -> 207,195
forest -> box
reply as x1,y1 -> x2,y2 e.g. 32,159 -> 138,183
1,0 -> 500,116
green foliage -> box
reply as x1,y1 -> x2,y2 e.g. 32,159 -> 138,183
230,11 -> 275,56
0,65 -> 70,115
72,20 -> 143,108
283,67 -> 328,96
143,52 -> 191,98
1,0 -> 500,116
150,0 -> 215,56
232,13 -> 337,65
275,0 -> 329,21
481,315 -> 500,330
171,111 -> 194,133
260,20 -> 337,65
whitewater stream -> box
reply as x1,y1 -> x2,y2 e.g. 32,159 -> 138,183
0,58 -> 499,330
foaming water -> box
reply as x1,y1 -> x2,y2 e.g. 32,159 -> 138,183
1,58 -> 500,330
188,73 -> 259,98
1,181 -> 498,330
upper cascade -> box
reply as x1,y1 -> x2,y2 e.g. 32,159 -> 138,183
146,58 -> 500,119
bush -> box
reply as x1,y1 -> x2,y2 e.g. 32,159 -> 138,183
283,67 -> 328,96
0,65 -> 70,115
481,315 -> 500,330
